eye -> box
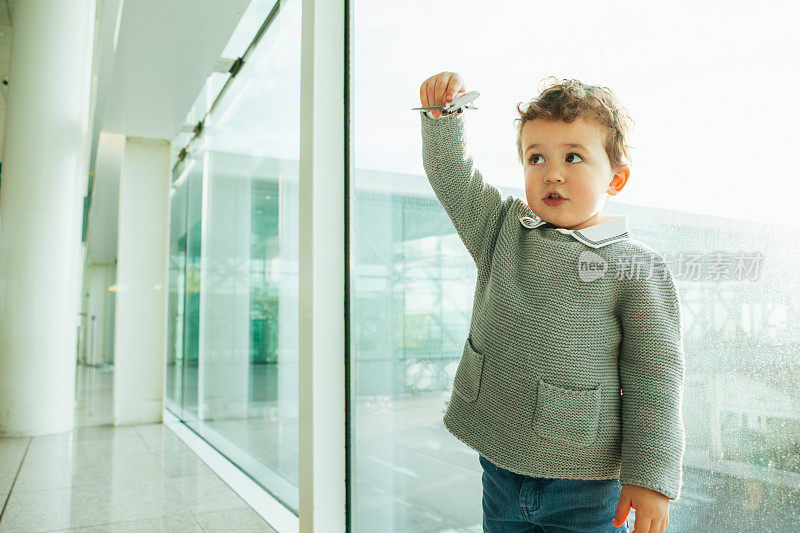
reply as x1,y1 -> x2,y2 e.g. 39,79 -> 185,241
527,153 -> 584,165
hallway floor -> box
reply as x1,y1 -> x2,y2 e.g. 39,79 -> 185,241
0,424 -> 279,532
0,364 -> 279,532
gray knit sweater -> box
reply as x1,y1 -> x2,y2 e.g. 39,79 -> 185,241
420,110 -> 686,502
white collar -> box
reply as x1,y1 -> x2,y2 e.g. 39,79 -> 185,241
518,213 -> 630,248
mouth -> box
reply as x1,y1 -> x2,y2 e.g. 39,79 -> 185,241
543,192 -> 567,206
543,192 -> 567,200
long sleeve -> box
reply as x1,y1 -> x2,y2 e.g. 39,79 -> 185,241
419,110 -> 509,269
617,255 -> 687,501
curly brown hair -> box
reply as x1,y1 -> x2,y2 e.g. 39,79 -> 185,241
514,77 -> 635,170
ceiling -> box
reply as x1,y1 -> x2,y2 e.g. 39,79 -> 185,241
86,0 -> 252,264
100,0 -> 251,139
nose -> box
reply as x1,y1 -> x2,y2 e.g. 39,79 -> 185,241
545,172 -> 565,184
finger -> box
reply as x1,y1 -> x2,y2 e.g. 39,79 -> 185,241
420,81 -> 427,107
420,76 -> 436,107
658,516 -> 668,533
425,81 -> 437,117
634,515 -> 653,533
434,73 -> 449,106
612,497 -> 631,528
444,73 -> 464,103
423,76 -> 434,107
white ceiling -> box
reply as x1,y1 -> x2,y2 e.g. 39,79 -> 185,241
100,0 -> 251,139
86,0 -> 252,264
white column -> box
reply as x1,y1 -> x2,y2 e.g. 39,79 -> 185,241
298,0 -> 346,530
0,0 -> 96,436
113,137 -> 170,425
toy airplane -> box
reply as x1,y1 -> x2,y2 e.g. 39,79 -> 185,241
412,90 -> 479,114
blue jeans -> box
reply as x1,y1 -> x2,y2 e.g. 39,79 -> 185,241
480,454 -> 633,532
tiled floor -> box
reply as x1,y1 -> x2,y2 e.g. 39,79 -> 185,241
0,364 -> 279,532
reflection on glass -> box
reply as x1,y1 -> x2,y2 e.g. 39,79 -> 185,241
351,0 -> 800,531
165,151 -> 203,423
182,151 -> 203,424
166,159 -> 188,413
166,0 -> 301,514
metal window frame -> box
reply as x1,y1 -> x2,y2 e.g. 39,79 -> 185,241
170,0 -> 282,178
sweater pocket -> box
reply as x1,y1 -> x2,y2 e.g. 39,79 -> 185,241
452,337 -> 485,403
532,378 -> 600,447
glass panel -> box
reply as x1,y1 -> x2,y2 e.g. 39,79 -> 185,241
170,73 -> 230,172
351,0 -> 800,531
166,0 -> 302,513
165,160 -> 189,415
187,73 -> 229,126
181,149 -> 204,423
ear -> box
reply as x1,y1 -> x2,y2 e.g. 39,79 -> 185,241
607,165 -> 630,195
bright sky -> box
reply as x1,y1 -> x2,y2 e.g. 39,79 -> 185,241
353,0 -> 800,228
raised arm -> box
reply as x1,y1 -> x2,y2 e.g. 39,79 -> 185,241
418,72 -> 508,269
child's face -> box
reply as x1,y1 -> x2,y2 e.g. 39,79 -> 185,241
521,115 -> 629,230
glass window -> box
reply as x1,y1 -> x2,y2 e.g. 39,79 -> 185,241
166,158 -> 189,414
166,0 -> 301,513
165,150 -> 203,423
350,0 -> 800,530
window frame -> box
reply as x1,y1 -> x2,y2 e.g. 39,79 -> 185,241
298,0 -> 348,531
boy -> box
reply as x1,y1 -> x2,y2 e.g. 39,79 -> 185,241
418,71 -> 685,533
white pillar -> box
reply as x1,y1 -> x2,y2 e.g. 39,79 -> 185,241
0,0 -> 96,436
113,137 -> 170,425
